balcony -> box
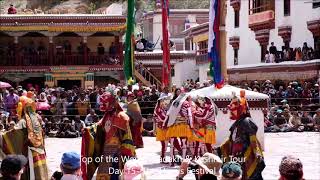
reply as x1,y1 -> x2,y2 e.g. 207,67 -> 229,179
196,53 -> 208,65
248,0 -> 275,31
0,53 -> 121,67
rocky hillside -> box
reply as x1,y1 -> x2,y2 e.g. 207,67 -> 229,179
0,0 -> 209,14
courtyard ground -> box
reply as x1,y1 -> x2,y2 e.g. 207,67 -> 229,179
46,132 -> 320,179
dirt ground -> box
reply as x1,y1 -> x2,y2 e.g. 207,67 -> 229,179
46,132 -> 320,179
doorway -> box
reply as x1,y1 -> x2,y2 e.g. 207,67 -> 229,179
57,80 -> 81,90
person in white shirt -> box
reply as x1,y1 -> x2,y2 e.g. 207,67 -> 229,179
136,41 -> 144,52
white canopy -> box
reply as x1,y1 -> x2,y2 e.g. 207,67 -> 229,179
187,85 -> 269,101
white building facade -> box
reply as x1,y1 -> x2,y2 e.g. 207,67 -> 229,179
226,0 -> 320,66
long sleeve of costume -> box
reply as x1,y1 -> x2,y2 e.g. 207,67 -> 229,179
180,101 -> 193,128
118,112 -> 136,157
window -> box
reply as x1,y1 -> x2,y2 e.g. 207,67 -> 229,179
171,68 -> 175,77
234,49 -> 239,65
313,0 -> 320,8
234,10 -> 240,28
261,45 -> 267,62
284,0 -> 290,16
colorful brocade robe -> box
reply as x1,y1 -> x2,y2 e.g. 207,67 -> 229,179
219,117 -> 265,180
81,111 -> 136,180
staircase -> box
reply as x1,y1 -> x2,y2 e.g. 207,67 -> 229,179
134,62 -> 162,88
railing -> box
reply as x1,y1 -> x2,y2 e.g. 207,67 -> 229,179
0,53 -> 121,66
135,62 -> 162,88
249,2 -> 274,15
196,54 -> 209,64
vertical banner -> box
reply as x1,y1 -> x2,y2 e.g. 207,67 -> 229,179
208,0 -> 224,88
161,0 -> 171,87
124,0 -> 135,85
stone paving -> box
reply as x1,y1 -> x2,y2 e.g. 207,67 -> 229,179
46,132 -> 320,180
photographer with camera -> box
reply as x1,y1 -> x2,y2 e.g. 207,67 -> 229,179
176,153 -> 222,180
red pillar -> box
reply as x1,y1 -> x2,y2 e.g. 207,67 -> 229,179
14,36 -> 19,66
84,42 -> 88,65
48,36 -> 54,65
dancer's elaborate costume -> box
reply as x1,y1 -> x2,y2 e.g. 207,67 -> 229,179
153,96 -> 171,162
218,90 -> 265,180
126,98 -> 144,148
165,94 -> 193,165
81,92 -> 135,180
0,92 -> 48,180
192,96 -> 217,157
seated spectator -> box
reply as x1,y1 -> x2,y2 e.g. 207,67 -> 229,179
313,108 -> 320,132
136,40 -> 144,52
221,162 -> 242,180
7,4 -> 17,14
288,110 -> 304,132
0,155 -> 28,180
177,153 -> 222,180
74,115 -> 85,133
84,109 -> 99,126
57,118 -> 78,138
267,110 -> 290,132
301,110 -> 314,131
60,152 -> 82,180
279,155 -> 304,180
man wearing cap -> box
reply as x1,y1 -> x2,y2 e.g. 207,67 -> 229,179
60,152 -> 81,180
218,90 -> 265,180
4,88 -> 19,117
221,162 -> 242,180
0,155 -> 27,180
81,91 -> 135,180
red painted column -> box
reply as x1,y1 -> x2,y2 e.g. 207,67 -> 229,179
83,36 -> 88,65
48,36 -> 54,65
14,36 -> 19,66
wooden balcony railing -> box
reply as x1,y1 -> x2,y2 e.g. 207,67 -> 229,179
196,53 -> 209,65
0,53 -> 121,66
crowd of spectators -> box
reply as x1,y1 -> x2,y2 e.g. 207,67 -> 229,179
0,78 -> 319,137
265,42 -> 319,63
230,79 -> 320,132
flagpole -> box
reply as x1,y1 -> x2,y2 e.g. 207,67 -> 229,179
161,0 -> 171,89
220,0 -> 228,84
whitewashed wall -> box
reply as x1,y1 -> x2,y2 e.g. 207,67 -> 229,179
226,1 -> 320,66
215,110 -> 265,150
198,62 -> 210,84
172,59 -> 198,87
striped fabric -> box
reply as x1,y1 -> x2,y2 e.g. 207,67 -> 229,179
208,0 -> 224,88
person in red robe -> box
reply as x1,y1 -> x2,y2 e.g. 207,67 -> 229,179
8,4 -> 17,14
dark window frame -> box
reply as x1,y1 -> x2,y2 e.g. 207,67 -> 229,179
284,0 -> 290,16
313,1 -> 320,8
234,10 -> 240,28
234,48 -> 239,65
